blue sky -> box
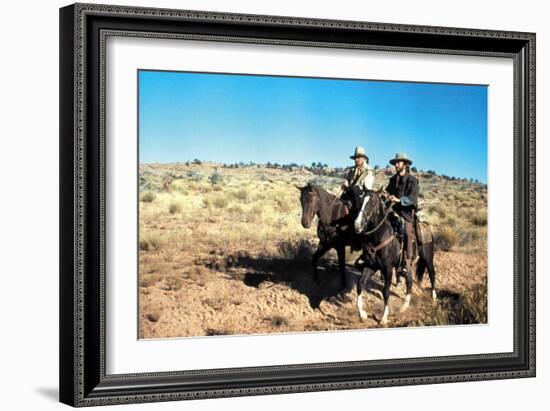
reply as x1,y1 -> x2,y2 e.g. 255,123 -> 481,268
138,70 -> 488,182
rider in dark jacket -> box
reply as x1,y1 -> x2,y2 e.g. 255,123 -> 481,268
385,153 -> 419,266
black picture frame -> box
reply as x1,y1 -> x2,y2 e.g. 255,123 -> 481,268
59,2 -> 536,407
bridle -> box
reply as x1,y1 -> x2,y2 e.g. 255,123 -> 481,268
357,194 -> 397,257
359,195 -> 394,236
302,188 -> 319,223
303,186 -> 341,222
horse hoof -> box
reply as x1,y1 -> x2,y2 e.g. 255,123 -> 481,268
380,306 -> 390,326
329,294 -> 347,306
400,295 -> 411,312
341,293 -> 353,304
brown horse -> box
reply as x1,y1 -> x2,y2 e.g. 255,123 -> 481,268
297,183 -> 362,291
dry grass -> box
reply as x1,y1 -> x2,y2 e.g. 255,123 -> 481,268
168,201 -> 182,214
471,211 -> 488,226
169,179 -> 188,194
140,191 -> 156,202
231,188 -> 251,203
139,162 -> 487,259
203,194 -> 230,209
429,283 -> 487,325
434,225 -> 459,251
266,315 -> 290,328
183,266 -> 217,287
139,232 -> 166,252
277,238 -> 314,262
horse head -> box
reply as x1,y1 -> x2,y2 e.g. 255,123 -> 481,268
354,189 -> 385,234
296,183 -> 319,229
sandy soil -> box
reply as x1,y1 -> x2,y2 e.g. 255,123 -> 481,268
139,250 -> 487,338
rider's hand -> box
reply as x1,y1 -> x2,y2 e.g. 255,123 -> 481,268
390,195 -> 400,202
342,180 -> 349,190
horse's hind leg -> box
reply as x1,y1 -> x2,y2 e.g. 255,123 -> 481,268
357,267 -> 374,322
415,253 -> 426,285
421,243 -> 437,301
426,254 -> 437,301
336,244 -> 347,292
312,243 -> 330,285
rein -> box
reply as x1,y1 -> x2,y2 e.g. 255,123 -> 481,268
361,201 -> 394,236
361,198 -> 396,255
308,187 -> 342,225
366,233 -> 396,256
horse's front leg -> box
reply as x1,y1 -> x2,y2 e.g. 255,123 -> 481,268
312,242 -> 330,285
357,266 -> 374,321
399,258 -> 414,313
380,265 -> 392,326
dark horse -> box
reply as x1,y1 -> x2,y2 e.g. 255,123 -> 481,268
354,190 -> 437,325
297,183 -> 362,291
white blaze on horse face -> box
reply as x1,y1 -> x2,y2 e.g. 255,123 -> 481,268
354,195 -> 370,233
357,292 -> 368,321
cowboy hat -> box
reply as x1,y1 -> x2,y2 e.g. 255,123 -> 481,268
389,152 -> 413,166
350,146 -> 369,162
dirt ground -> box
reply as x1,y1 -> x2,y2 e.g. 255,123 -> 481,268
139,250 -> 487,338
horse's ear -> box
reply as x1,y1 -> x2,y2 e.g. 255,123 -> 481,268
376,187 -> 385,194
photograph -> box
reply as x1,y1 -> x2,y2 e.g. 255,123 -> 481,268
137,70 -> 489,339
57,2 -> 536,406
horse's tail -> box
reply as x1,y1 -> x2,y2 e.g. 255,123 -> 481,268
417,240 -> 436,284
415,221 -> 434,282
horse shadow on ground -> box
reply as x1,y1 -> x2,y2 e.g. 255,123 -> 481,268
225,255 -> 400,309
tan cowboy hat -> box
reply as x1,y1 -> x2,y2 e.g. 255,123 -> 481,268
350,146 -> 369,162
389,152 -> 413,166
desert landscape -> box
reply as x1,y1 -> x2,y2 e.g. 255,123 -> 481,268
138,161 -> 488,339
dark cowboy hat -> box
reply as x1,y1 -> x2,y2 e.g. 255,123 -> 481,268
389,152 -> 413,166
350,146 -> 369,162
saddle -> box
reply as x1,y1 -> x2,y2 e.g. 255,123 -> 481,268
387,211 -> 432,266
414,215 -> 433,246
332,186 -> 362,230
389,210 -> 433,243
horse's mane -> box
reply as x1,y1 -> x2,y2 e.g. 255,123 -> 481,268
363,190 -> 395,236
308,183 -> 336,201
373,193 -> 385,221
365,190 -> 386,215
